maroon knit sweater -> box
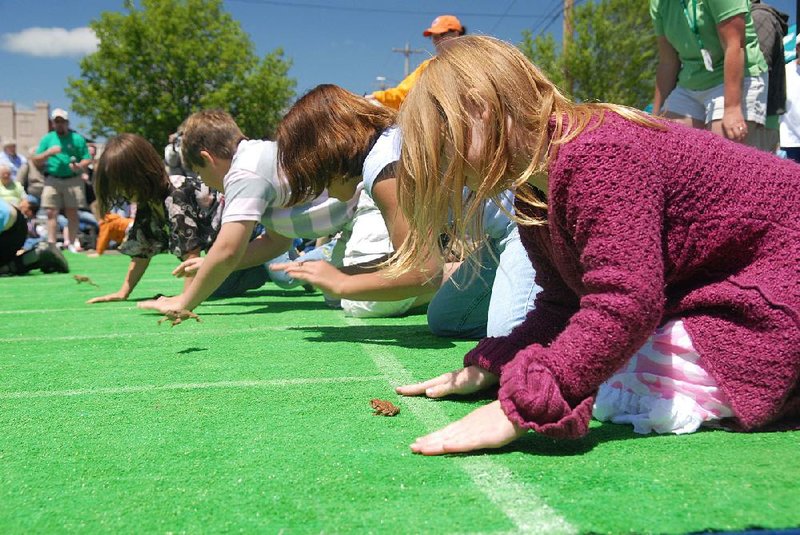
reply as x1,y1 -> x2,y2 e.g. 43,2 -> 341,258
465,112 -> 800,438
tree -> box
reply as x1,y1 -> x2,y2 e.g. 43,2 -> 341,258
67,0 -> 295,146
521,0 -> 657,109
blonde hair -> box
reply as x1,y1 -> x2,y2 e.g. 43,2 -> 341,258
392,35 -> 660,275
181,109 -> 246,172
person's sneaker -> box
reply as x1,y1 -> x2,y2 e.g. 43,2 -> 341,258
37,243 -> 70,273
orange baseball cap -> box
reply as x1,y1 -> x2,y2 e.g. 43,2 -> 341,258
423,15 -> 464,36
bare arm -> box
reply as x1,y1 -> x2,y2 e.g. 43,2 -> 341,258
653,36 -> 681,115
174,220 -> 256,311
30,146 -> 59,168
236,229 -> 293,269
86,256 -> 150,303
717,14 -> 748,141
179,249 -> 201,293
275,175 -> 442,301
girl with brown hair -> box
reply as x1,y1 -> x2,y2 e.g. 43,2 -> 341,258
272,83 -> 539,335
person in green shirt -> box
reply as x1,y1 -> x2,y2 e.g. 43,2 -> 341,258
30,108 -> 92,251
651,0 -> 771,151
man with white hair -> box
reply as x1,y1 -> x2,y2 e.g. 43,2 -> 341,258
30,108 -> 92,251
0,138 -> 27,182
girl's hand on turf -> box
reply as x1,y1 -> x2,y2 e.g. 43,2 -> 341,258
410,400 -> 526,455
396,366 -> 497,398
269,260 -> 346,296
173,257 -> 203,278
86,291 -> 128,304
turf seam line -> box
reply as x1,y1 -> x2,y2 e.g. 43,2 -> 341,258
0,375 -> 387,399
343,316 -> 577,535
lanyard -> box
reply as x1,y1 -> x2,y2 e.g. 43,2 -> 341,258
679,0 -> 706,50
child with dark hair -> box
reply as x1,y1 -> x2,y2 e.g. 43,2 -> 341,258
87,133 -> 267,304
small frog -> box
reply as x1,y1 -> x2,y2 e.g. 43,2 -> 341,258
370,398 -> 400,417
158,309 -> 201,327
73,274 -> 99,287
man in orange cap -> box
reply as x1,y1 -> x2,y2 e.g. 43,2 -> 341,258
369,15 -> 466,110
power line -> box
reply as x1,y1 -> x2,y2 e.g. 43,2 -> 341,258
226,0 -> 550,19
489,0 -> 519,34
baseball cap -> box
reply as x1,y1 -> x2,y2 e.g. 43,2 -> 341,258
423,15 -> 464,36
51,108 -> 69,121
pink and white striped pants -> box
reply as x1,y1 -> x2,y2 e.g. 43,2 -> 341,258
594,319 -> 734,434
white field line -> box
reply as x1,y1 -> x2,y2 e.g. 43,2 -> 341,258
344,316 -> 576,535
0,375 -> 386,399
0,324 -> 291,343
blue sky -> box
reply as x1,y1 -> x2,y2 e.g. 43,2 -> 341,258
1,0 -> 797,135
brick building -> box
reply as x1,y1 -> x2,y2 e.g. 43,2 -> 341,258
0,101 -> 51,157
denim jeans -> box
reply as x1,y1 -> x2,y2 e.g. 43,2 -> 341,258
266,241 -> 336,289
427,226 -> 540,339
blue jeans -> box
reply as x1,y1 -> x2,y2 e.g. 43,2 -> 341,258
211,264 -> 270,298
266,240 -> 336,289
427,226 -> 540,339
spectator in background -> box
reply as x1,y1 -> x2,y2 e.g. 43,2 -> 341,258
368,15 -> 466,110
21,147 -> 45,200
0,165 -> 25,206
750,0 -> 789,153
82,142 -> 100,221
780,40 -> 800,163
0,198 -> 68,276
0,139 -> 27,182
30,108 -> 92,252
651,0 -> 771,151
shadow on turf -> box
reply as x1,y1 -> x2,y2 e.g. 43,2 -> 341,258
289,324 -> 458,350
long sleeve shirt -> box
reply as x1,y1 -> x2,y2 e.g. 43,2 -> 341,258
465,112 -> 800,438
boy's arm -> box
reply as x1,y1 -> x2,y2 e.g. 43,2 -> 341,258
174,220 -> 256,311
236,230 -> 293,269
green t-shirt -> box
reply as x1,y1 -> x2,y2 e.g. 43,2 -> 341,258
36,130 -> 91,178
650,0 -> 767,90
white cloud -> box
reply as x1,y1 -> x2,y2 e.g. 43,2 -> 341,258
2,27 -> 98,57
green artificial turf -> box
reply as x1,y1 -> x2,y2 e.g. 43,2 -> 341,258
1,253 -> 798,534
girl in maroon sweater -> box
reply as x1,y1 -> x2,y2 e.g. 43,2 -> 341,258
392,36 -> 800,455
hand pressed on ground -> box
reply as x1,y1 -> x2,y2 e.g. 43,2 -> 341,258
409,400 -> 526,456
138,295 -> 184,314
86,291 -> 127,304
396,365 -> 498,398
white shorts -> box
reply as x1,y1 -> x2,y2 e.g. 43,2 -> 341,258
332,190 -> 418,318
663,74 -> 767,125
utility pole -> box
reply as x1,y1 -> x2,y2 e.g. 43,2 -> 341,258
392,42 -> 426,77
563,0 -> 574,96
